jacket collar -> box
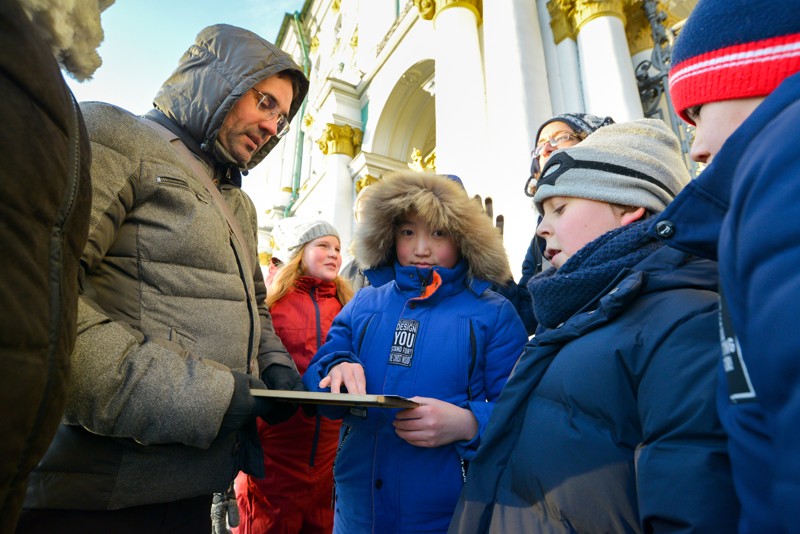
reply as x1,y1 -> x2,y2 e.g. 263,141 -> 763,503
651,71 -> 800,259
366,260 -> 491,298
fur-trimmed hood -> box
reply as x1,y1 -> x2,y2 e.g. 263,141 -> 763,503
19,0 -> 114,81
355,172 -> 512,285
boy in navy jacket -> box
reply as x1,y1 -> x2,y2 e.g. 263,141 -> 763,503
650,1 -> 800,532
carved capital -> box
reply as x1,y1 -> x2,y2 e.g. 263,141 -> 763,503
624,0 -> 653,55
573,0 -> 625,33
355,174 -> 380,195
317,123 -> 363,158
547,0 -> 577,43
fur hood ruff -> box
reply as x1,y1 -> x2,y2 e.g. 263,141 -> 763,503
355,172 -> 512,285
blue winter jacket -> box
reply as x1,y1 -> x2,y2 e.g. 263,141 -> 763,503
449,246 -> 739,533
303,260 -> 527,534
651,72 -> 800,534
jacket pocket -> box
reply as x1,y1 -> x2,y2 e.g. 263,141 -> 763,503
169,327 -> 197,352
155,175 -> 191,189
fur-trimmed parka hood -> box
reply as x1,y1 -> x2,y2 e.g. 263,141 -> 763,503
19,0 -> 114,81
355,172 -> 512,285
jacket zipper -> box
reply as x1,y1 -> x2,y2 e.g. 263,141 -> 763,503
309,286 -> 322,467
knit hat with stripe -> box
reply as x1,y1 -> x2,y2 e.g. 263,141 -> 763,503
533,119 -> 690,216
669,0 -> 800,124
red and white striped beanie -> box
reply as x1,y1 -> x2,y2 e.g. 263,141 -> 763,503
668,0 -> 800,124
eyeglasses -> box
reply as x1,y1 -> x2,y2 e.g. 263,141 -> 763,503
251,88 -> 290,139
531,131 -> 582,158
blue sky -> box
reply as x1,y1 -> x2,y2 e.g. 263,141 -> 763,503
66,0 -> 306,114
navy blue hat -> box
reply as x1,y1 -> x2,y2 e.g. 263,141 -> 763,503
669,0 -> 800,124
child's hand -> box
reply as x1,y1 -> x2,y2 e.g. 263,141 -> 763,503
393,397 -> 478,447
319,362 -> 367,395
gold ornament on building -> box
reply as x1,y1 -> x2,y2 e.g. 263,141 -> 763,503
573,0 -> 626,33
624,0 -> 656,55
317,123 -> 363,157
408,147 -> 437,172
355,174 -> 380,195
548,0 -> 626,39
414,0 -> 482,24
547,0 -> 577,43
350,28 -> 358,50
332,0 -> 341,13
310,35 -> 320,54
303,113 -> 314,129
414,0 -> 436,20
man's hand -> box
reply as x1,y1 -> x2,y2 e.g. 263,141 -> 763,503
220,371 -> 273,433
260,364 -> 304,424
319,362 -> 366,395
393,397 -> 478,448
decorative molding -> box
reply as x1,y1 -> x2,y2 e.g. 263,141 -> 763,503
377,1 -> 416,56
355,174 -> 380,194
349,151 -> 409,183
408,147 -> 437,172
573,0 -> 625,32
547,0 -> 576,44
624,0 -> 654,56
317,123 -> 363,157
414,0 -> 482,24
547,0 -> 625,40
310,35 -> 320,54
400,68 -> 422,86
414,0 -> 436,20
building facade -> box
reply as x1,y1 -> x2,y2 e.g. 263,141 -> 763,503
262,0 -> 697,277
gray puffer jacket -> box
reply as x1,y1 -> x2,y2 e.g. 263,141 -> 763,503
25,24 -> 309,511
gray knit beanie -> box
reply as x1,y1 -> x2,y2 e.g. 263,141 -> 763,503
271,218 -> 340,260
533,118 -> 690,216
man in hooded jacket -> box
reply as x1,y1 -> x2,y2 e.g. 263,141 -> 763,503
18,24 -> 310,533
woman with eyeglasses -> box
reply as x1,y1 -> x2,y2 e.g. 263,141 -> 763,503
495,113 -> 614,336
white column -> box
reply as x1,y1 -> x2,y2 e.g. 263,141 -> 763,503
540,0 -> 583,114
576,3 -> 643,121
325,153 -> 356,247
431,2 -> 486,192
315,123 -> 363,252
483,0 -> 553,278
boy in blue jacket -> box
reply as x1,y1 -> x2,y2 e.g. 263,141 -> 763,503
303,171 -> 527,534
649,1 -> 800,532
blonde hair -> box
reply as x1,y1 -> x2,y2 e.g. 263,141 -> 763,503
266,242 -> 354,309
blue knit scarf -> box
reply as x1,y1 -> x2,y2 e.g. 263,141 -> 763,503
528,220 -> 661,329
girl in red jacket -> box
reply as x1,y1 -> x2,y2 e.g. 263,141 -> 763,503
234,219 -> 353,534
